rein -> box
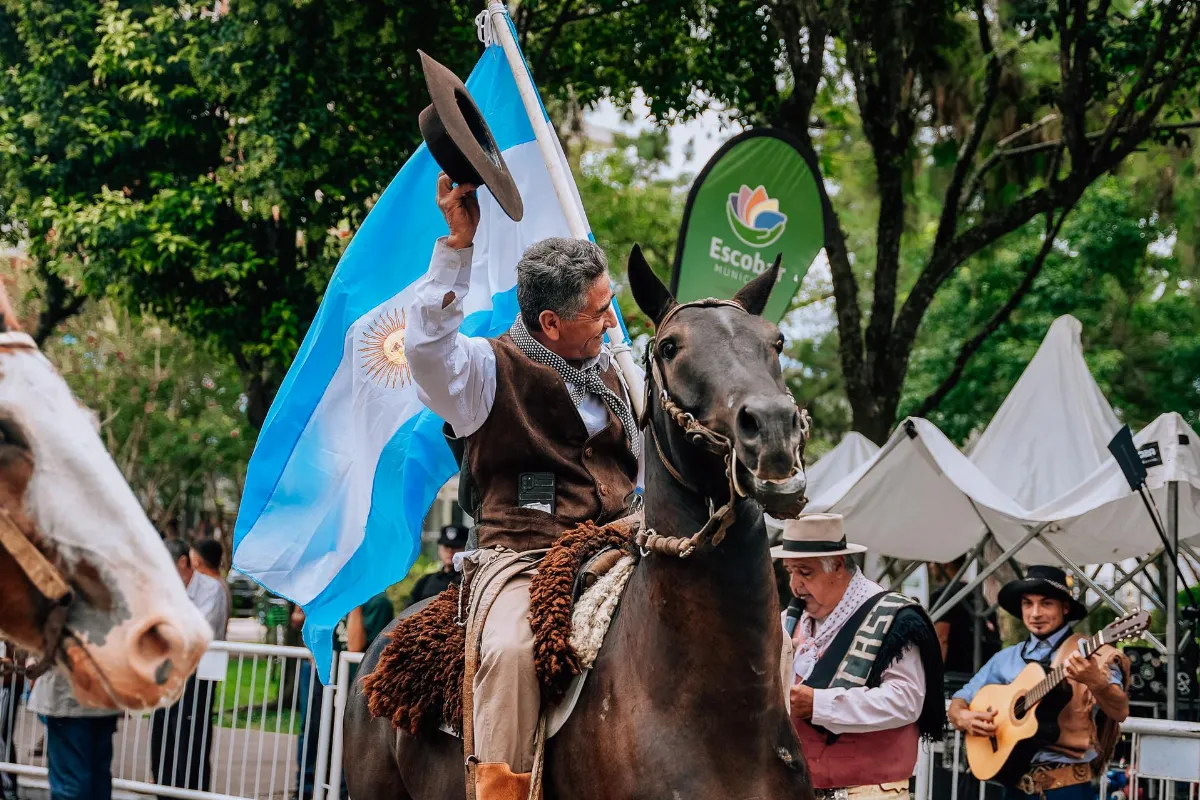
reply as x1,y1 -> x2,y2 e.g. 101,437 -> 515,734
634,299 -> 810,559
0,332 -> 74,678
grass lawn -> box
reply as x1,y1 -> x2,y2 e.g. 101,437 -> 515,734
213,655 -> 309,734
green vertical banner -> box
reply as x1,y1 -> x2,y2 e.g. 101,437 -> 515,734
671,129 -> 825,323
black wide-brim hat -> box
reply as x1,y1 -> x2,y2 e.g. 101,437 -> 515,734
998,565 -> 1087,622
417,51 -> 524,222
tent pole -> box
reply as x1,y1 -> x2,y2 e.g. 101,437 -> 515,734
886,559 -> 924,592
1112,557 -> 1167,610
929,535 -> 991,618
1085,551 -> 1163,614
973,580 -> 984,671
1038,535 -> 1167,652
930,525 -> 1045,624
1167,480 -> 1179,719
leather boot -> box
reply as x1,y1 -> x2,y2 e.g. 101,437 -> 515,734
476,762 -> 533,800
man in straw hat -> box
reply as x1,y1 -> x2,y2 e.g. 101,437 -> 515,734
405,173 -> 640,798
949,565 -> 1130,799
775,513 -> 945,800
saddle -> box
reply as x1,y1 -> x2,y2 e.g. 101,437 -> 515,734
362,517 -> 639,738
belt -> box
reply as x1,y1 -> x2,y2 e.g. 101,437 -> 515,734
816,780 -> 910,800
1015,763 -> 1092,797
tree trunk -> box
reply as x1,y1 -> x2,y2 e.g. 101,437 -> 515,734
243,368 -> 279,431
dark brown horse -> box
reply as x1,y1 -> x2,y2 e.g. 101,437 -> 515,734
344,247 -> 813,799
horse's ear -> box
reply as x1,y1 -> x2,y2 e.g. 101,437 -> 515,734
733,254 -> 781,316
627,244 -> 676,326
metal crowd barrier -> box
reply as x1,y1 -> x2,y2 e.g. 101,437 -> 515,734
7,642 -> 1197,800
0,640 -> 335,800
915,716 -> 1200,800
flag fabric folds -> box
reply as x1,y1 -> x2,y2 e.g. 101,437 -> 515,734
233,37 -> 590,682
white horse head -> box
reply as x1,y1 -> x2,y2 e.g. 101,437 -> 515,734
0,283 -> 210,709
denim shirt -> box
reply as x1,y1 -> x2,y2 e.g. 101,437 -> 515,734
953,626 -> 1122,764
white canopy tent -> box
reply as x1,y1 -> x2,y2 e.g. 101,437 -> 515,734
806,417 -> 1031,562
767,432 -> 880,536
806,431 -> 879,500
800,314 -> 1200,713
969,315 -> 1121,509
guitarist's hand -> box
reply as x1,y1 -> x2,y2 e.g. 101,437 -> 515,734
950,703 -> 997,737
1063,651 -> 1107,691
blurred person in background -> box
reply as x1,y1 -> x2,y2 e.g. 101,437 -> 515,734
26,658 -> 120,799
293,591 -> 395,799
409,524 -> 467,605
930,557 -> 1001,691
150,539 -> 226,797
190,537 -> 232,638
0,641 -> 28,800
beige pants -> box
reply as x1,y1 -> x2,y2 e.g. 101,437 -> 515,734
473,571 -> 539,774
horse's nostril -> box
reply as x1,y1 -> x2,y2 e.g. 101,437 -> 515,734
136,623 -> 171,664
738,407 -> 760,437
130,619 -> 187,687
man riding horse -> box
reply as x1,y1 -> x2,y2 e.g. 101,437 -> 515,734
406,174 -> 642,799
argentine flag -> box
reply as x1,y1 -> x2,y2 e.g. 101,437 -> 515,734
233,35 -> 595,682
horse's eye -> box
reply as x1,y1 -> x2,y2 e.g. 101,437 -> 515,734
659,340 -> 678,360
774,337 -> 785,354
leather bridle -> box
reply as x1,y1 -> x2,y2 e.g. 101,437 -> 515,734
634,298 -> 811,558
0,332 -> 74,678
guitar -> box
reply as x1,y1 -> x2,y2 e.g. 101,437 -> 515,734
965,610 -> 1150,783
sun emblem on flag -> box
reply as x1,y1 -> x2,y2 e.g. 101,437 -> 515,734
359,308 -> 412,388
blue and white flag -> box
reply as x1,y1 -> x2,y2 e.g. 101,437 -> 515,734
233,36 -> 599,682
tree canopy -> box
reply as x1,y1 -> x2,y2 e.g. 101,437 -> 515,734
508,0 -> 1200,439
3,0 -> 1200,449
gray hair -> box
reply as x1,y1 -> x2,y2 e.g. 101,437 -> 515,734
818,555 -> 858,574
516,237 -> 608,332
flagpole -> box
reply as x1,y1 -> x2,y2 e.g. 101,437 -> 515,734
486,1 -> 646,418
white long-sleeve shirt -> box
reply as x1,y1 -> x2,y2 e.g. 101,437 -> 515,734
784,607 -> 928,735
406,237 -> 636,443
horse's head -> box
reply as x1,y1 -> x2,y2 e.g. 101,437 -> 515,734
628,246 -> 808,521
0,291 -> 210,709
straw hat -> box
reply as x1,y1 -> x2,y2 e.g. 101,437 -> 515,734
769,513 -> 867,559
417,51 -> 524,222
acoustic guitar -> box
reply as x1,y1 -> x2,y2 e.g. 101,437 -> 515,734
965,610 -> 1149,783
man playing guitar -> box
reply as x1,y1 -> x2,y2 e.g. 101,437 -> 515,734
948,565 -> 1130,799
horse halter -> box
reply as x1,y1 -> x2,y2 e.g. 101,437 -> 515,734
0,332 -> 73,679
634,298 -> 811,559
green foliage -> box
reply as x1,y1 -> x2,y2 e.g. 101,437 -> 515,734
4,0 -> 1200,447
902,174 -> 1200,441
576,130 -> 687,342
0,0 -> 482,426
7,258 -> 253,528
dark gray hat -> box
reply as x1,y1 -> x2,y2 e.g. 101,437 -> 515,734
418,51 -> 524,222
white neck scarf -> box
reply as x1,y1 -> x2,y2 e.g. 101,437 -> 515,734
791,569 -> 883,682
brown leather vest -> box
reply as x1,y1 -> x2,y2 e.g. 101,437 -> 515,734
793,720 -> 920,789
1046,634 -> 1130,764
465,335 -> 639,552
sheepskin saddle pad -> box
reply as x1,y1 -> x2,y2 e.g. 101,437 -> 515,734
362,518 -> 639,738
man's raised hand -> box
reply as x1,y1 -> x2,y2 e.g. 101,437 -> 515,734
438,173 -> 481,250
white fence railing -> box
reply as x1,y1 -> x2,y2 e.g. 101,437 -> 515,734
916,716 -> 1200,800
6,642 -> 1200,800
0,640 -> 336,800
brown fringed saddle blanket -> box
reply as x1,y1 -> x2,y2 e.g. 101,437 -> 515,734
362,519 -> 636,736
